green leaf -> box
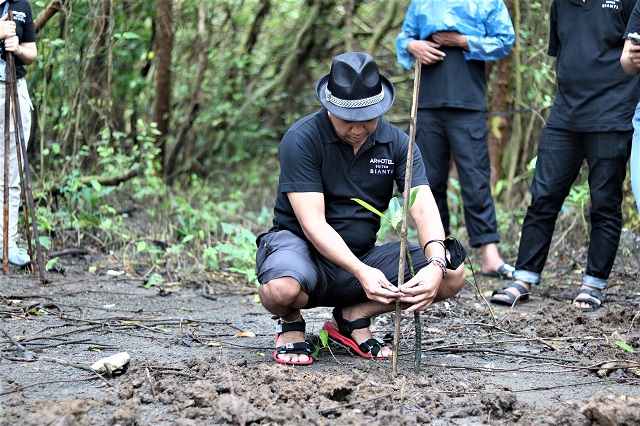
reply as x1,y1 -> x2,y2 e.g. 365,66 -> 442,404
351,198 -> 390,222
409,187 -> 420,207
90,179 -> 102,192
391,208 -> 403,230
114,32 -> 142,40
389,197 -> 401,217
319,329 -> 329,346
45,257 -> 60,271
615,340 -> 635,353
137,241 -> 148,252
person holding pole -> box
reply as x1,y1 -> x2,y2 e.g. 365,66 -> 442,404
0,0 -> 36,266
256,52 -> 465,365
396,0 -> 516,280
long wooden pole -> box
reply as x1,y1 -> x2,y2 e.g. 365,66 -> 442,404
2,50 -> 10,274
6,28 -> 47,282
392,59 -> 422,374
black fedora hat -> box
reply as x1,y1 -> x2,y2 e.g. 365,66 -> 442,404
315,52 -> 395,122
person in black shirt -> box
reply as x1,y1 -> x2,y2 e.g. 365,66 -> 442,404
256,52 -> 465,365
492,0 -> 639,311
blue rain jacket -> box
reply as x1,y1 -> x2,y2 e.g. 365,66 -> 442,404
396,0 -> 516,70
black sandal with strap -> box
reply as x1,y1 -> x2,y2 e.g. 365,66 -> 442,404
490,281 -> 530,306
573,288 -> 605,312
327,307 -> 388,359
273,317 -> 313,365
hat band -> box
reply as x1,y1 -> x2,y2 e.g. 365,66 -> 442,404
325,88 -> 384,109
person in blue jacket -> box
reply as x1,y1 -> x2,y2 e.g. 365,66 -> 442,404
621,1 -> 640,215
493,0 -> 639,311
396,0 -> 516,281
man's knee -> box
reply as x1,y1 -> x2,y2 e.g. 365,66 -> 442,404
259,276 -> 304,307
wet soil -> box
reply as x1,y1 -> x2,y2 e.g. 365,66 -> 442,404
1,231 -> 639,425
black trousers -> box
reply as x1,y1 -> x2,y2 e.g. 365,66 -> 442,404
415,108 -> 499,248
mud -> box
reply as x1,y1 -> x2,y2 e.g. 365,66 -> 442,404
1,239 -> 639,425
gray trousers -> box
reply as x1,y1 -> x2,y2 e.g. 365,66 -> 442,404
0,79 -> 32,247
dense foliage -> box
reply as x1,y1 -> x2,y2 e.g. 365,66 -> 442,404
18,0 -> 638,283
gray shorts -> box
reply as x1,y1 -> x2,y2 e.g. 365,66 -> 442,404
256,230 -> 429,308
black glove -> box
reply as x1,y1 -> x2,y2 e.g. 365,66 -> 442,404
444,237 -> 466,270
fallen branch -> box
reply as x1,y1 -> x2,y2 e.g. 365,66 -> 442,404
38,167 -> 139,199
427,346 -> 577,363
0,376 -> 100,396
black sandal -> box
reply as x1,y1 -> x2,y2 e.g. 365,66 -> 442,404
490,282 -> 530,306
573,288 -> 605,312
321,307 -> 389,359
273,317 -> 313,365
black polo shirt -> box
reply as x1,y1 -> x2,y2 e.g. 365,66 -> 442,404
546,0 -> 639,132
625,1 -> 640,45
2,0 -> 36,79
418,46 -> 486,111
271,108 -> 430,256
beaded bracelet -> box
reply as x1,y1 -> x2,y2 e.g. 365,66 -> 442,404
422,239 -> 445,255
428,256 -> 447,279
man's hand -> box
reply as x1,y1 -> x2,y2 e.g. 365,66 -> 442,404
407,39 -> 446,65
3,35 -> 18,52
629,43 -> 640,69
432,31 -> 469,50
356,264 -> 402,305
398,263 -> 442,312
0,14 -> 16,40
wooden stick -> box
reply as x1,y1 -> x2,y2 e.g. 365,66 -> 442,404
7,52 -> 34,274
392,59 -> 422,374
2,45 -> 11,274
6,27 -> 47,282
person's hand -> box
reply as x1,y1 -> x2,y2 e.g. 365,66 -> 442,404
432,31 -> 468,50
356,265 -> 402,305
398,262 -> 442,313
0,14 -> 16,40
3,36 -> 19,52
629,44 -> 640,69
408,39 -> 445,65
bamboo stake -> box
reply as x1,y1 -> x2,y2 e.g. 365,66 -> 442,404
392,59 -> 422,374
2,52 -> 9,274
6,29 -> 47,282
8,62 -> 34,275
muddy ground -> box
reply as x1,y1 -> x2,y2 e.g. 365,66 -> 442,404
1,227 -> 640,425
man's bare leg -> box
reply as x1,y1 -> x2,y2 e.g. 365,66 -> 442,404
481,242 -> 512,278
259,276 -> 310,364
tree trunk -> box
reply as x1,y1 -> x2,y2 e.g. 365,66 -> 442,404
366,0 -> 400,56
34,0 -> 66,34
344,0 -> 354,52
243,0 -> 271,54
153,0 -> 174,174
505,0 -> 528,203
487,0 -> 514,188
88,0 -> 110,137
165,0 -> 208,184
